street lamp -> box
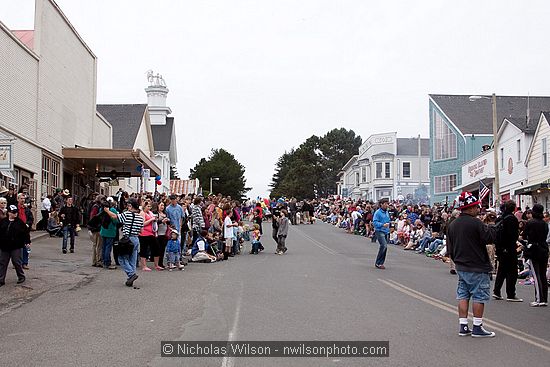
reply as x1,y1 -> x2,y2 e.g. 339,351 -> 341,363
209,177 -> 219,195
469,93 -> 499,207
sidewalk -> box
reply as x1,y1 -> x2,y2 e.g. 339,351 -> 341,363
0,231 -> 101,316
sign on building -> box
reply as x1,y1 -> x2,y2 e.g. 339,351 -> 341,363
0,144 -> 13,170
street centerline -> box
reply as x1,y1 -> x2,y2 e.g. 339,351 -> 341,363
379,278 -> 550,353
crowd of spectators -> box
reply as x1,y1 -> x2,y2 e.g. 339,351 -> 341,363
313,196 -> 550,296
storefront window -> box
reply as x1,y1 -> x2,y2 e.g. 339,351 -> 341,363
42,153 -> 61,196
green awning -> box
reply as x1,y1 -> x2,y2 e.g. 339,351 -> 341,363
515,180 -> 550,195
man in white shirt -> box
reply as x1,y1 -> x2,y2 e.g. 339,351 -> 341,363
351,206 -> 362,232
38,195 -> 52,230
223,212 -> 237,260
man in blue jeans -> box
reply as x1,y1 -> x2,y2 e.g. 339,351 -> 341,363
59,197 -> 80,254
104,199 -> 144,287
447,192 -> 496,338
100,198 -> 119,269
373,198 -> 390,269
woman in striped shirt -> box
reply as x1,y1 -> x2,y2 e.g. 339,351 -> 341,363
104,199 -> 144,287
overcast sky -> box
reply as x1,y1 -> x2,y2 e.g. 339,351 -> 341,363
2,0 -> 550,199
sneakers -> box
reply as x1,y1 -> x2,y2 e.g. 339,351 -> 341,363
471,324 -> 496,338
62,249 -> 67,254
506,297 -> 523,302
492,294 -> 503,300
125,274 -> 138,287
17,277 -> 25,284
529,301 -> 548,307
375,264 -> 386,269
539,302 -> 548,307
70,249 -> 74,253
458,324 -> 471,336
108,265 -> 117,270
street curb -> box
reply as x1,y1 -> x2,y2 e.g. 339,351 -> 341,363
30,231 -> 50,242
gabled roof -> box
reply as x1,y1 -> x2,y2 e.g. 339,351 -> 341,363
96,104 -> 147,149
151,117 -> 174,152
525,112 -> 550,165
429,95 -> 550,135
396,138 -> 429,156
504,117 -> 537,134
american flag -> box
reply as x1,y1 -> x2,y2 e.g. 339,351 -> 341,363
479,180 -> 490,201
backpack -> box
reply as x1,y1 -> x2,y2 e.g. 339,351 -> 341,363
87,212 -> 103,233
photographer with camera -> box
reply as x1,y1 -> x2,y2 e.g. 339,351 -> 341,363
100,197 -> 118,269
59,196 -> 80,254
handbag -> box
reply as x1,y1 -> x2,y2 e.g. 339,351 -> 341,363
117,236 -> 134,256
116,213 -> 136,256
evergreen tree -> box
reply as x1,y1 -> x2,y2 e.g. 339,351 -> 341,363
190,149 -> 250,199
169,165 -> 180,180
270,128 -> 361,199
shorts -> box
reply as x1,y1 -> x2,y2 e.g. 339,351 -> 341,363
456,271 -> 491,303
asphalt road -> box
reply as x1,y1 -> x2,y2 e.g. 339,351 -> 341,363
0,222 -> 548,367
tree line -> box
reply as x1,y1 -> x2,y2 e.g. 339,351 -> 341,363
270,128 -> 361,199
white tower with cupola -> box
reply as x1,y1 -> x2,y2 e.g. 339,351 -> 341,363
145,70 -> 172,125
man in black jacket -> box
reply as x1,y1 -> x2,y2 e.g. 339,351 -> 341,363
59,197 -> 80,254
288,198 -> 297,225
271,204 -> 281,248
492,200 -> 522,302
447,192 -> 496,338
0,205 -> 29,285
